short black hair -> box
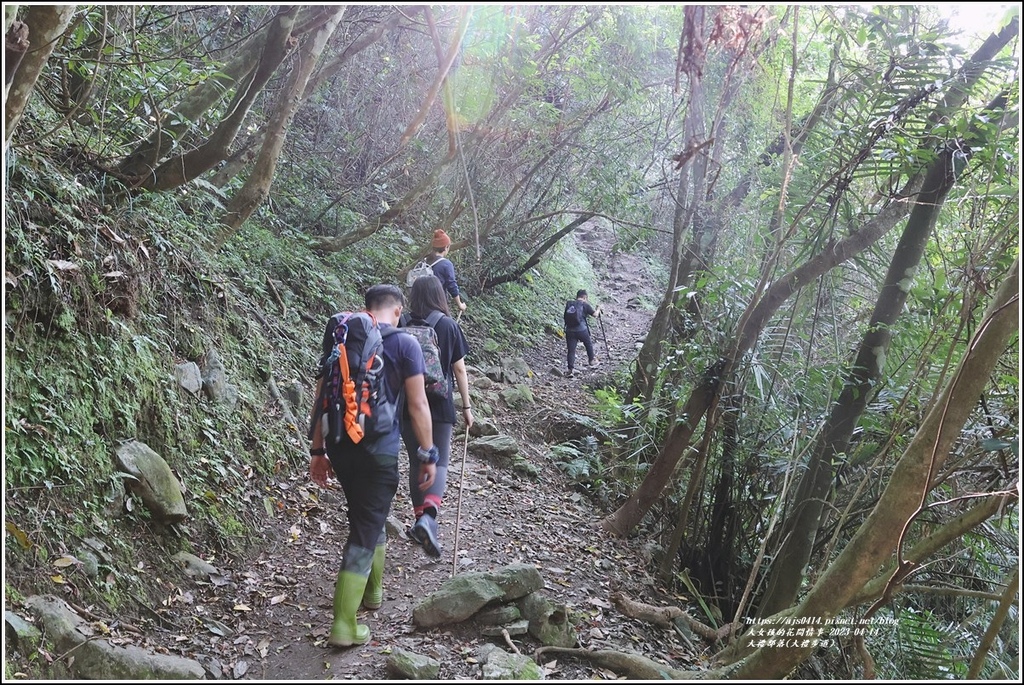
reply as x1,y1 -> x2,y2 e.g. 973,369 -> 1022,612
576,289 -> 588,299
365,284 -> 404,310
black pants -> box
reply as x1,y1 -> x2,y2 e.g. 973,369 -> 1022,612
328,443 -> 399,569
566,327 -> 595,371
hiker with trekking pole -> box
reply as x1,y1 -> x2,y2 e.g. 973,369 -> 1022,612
562,289 -> 602,378
398,275 -> 474,560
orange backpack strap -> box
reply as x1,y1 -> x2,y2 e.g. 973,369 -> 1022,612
337,342 -> 364,443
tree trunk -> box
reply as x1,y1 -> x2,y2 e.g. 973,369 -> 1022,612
601,174 -> 922,536
755,119 -> 989,618
218,7 -> 344,237
481,213 -> 595,289
4,4 -> 76,150
118,6 -> 337,182
728,257 -> 1018,679
4,19 -> 29,104
626,6 -> 706,406
143,6 -> 299,191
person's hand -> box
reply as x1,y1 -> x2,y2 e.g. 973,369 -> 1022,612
310,452 -> 333,488
462,406 -> 474,430
419,462 -> 437,490
459,300 -> 467,312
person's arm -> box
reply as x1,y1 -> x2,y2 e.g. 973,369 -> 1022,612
404,373 -> 437,490
453,294 -> 467,313
452,358 -> 473,429
308,377 -> 333,488
593,305 -> 601,318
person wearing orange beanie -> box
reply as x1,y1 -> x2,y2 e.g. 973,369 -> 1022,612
426,229 -> 466,314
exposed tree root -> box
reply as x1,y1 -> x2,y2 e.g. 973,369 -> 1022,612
610,591 -> 736,643
533,646 -> 705,680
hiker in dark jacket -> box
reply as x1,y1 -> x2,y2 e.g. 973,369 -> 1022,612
399,275 -> 473,559
427,229 -> 467,315
309,284 -> 438,648
563,289 -> 601,378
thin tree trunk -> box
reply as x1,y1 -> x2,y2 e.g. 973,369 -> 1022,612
727,258 -> 1018,679
966,565 -> 1019,679
481,212 -> 595,289
143,7 -> 299,191
4,4 -> 76,150
218,7 -> 344,236
755,91 -> 1003,617
601,174 -> 922,536
118,6 -> 336,181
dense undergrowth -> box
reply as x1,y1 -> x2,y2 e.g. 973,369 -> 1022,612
2,140 -> 621,678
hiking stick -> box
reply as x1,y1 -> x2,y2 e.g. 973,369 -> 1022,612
598,313 -> 611,360
450,426 -> 471,577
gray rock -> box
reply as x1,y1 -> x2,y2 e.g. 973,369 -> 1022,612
471,435 -> 519,466
479,645 -> 544,680
5,610 -> 41,651
485,563 -> 544,601
518,592 -> 578,648
283,380 -> 305,414
385,515 -> 405,539
171,551 -> 219,578
77,550 -> 100,577
385,648 -> 440,680
469,418 -> 499,438
475,605 -> 521,625
413,574 -> 505,627
482,619 -> 529,637
201,348 -> 227,401
114,441 -> 187,523
24,595 -> 205,679
500,384 -> 534,409
173,362 -> 203,394
501,357 -> 533,383
472,376 -> 495,390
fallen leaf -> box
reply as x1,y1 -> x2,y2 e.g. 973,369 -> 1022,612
233,604 -> 251,612
47,259 -> 79,272
270,594 -> 287,605
53,556 -> 79,568
201,617 -> 232,636
233,661 -> 249,678
5,521 -> 33,549
50,575 -> 65,584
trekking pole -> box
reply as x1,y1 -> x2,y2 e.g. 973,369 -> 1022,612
450,426 -> 471,577
598,312 -> 611,360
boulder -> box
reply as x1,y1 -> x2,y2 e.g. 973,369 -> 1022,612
114,441 -> 187,523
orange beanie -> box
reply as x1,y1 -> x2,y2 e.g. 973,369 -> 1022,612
431,229 -> 452,249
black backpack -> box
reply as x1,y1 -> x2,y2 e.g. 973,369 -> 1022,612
308,311 -> 399,446
563,299 -> 586,329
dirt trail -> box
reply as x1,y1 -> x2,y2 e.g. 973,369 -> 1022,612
179,222 -> 688,680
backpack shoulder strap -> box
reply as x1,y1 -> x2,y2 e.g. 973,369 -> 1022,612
424,310 -> 445,328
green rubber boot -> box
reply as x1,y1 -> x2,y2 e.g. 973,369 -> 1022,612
328,570 -> 371,647
362,544 -> 386,610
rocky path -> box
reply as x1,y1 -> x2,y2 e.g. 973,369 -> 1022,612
167,222 -> 695,680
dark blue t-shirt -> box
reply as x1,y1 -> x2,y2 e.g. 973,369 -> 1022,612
429,257 -> 460,299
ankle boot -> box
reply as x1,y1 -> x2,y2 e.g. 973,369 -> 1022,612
328,570 -> 371,647
412,511 -> 443,559
362,544 -> 386,610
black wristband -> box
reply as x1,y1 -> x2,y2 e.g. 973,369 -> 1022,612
310,447 -> 326,457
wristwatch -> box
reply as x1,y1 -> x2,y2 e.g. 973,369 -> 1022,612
416,445 -> 440,464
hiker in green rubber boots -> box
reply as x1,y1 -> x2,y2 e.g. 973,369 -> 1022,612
308,284 -> 438,648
